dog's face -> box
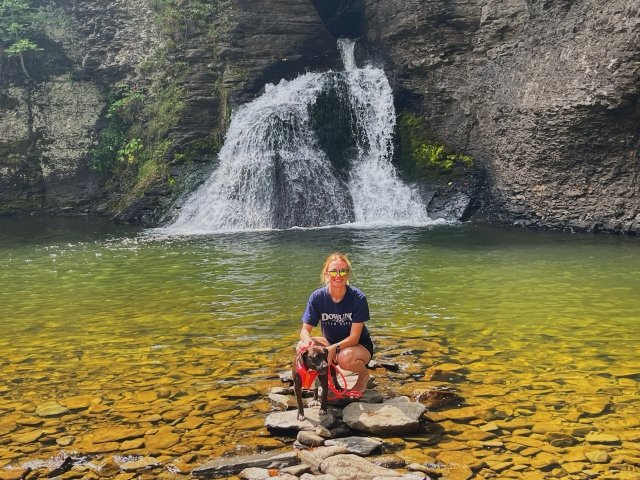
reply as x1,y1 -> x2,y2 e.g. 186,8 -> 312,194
302,345 -> 328,374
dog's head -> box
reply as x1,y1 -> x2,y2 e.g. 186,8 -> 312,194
301,345 -> 328,374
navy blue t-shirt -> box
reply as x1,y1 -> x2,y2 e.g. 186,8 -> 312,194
302,285 -> 372,348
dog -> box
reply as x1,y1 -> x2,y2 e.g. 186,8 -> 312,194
293,344 -> 329,421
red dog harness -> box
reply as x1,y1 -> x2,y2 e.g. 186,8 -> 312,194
296,345 -> 363,399
296,355 -> 320,389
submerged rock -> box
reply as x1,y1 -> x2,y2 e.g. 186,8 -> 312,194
192,451 -> 299,478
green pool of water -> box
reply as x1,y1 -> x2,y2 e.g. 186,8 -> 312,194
1,217 -> 639,474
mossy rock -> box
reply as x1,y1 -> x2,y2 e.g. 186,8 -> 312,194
396,111 -> 473,179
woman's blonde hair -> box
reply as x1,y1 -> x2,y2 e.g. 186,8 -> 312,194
320,252 -> 352,285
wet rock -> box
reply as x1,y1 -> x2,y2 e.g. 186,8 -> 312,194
55,436 -> 75,447
585,449 -> 610,463
368,358 -> 400,372
320,453 -> 418,479
578,399 -> 610,416
59,395 -> 95,410
265,409 -> 335,432
238,467 -> 271,479
315,426 -> 332,438
192,451 -> 299,478
424,364 -> 468,383
436,451 -> 485,471
0,467 -> 31,480
299,445 -> 349,471
268,393 -> 295,411
281,463 -> 311,476
370,455 -> 407,469
413,386 -> 464,410
342,400 -> 426,435
297,431 -> 326,447
12,430 -> 44,444
324,436 -> 383,456
91,426 -> 145,444
35,402 -> 69,417
223,386 -> 262,400
145,426 -> 181,450
586,432 -> 620,444
47,453 -> 74,477
117,456 -> 160,472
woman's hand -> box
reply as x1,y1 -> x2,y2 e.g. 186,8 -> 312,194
328,344 -> 340,364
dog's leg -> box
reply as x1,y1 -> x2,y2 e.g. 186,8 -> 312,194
330,364 -> 343,392
294,367 -> 305,421
319,371 -> 328,415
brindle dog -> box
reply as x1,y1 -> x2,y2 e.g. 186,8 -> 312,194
293,344 -> 329,421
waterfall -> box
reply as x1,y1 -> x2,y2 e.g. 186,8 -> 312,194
163,39 -> 431,234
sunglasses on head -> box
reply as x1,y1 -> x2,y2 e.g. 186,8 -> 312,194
327,268 -> 349,277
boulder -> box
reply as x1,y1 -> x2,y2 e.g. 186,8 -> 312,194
265,409 -> 336,432
342,400 -> 426,435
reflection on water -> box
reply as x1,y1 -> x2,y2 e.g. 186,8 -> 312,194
1,217 -> 639,474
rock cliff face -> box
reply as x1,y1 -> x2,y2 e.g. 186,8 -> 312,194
365,0 -> 640,233
0,0 -> 638,233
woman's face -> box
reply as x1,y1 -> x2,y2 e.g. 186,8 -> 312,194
325,259 -> 350,288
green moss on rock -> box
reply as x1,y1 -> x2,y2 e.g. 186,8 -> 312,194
396,112 -> 473,178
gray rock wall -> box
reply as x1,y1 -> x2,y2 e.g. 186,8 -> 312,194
1,0 -> 638,233
365,0 -> 640,232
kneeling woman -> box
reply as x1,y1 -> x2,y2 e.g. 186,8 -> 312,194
298,252 -> 374,396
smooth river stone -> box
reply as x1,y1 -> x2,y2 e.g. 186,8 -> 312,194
585,432 -> 621,444
145,426 -> 180,450
59,395 -> 95,410
585,449 -> 610,463
134,391 -> 158,403
118,456 -> 160,472
578,399 -> 610,416
35,402 -> 69,417
91,426 -> 145,443
176,415 -> 206,430
12,430 -> 44,444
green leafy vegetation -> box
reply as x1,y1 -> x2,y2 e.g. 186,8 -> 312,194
90,0 -> 230,214
396,111 -> 473,178
1,0 -> 39,77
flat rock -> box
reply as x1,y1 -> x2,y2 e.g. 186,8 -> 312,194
585,432 -> 620,444
342,400 -> 426,435
297,430 -> 326,447
35,402 -> 69,417
324,436 -> 383,456
192,451 -> 299,478
265,409 -> 335,432
91,426 -> 145,444
320,453 -> 408,478
117,456 -> 160,472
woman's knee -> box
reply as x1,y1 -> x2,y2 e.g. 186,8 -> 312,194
339,345 -> 370,369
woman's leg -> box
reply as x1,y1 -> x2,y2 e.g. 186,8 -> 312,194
337,344 -> 371,393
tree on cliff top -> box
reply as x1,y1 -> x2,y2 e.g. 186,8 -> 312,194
0,0 -> 43,79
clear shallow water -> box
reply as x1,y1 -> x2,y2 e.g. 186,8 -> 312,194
1,217 -> 639,474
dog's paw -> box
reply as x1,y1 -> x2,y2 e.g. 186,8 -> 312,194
319,408 -> 328,415
297,412 -> 306,421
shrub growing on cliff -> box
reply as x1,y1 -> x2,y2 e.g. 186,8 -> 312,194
396,112 -> 473,178
0,0 -> 43,78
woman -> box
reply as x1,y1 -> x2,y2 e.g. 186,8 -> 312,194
298,252 -> 374,396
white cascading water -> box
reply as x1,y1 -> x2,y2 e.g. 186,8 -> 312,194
163,39 -> 431,233
338,39 -> 429,225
